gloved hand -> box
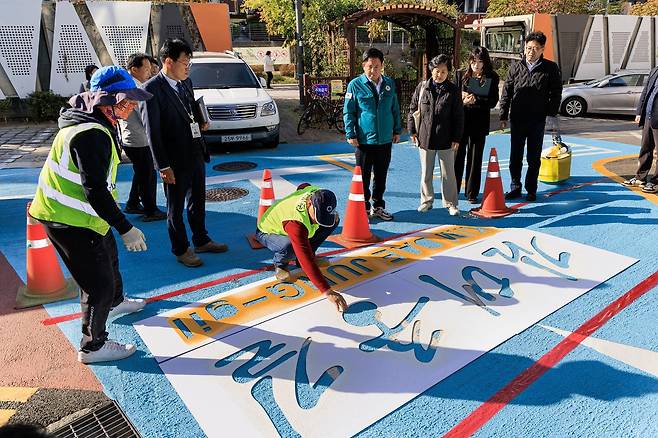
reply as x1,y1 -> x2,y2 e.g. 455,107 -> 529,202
120,226 -> 147,252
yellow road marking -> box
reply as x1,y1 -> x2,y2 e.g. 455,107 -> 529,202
0,409 -> 16,426
318,153 -> 355,172
592,155 -> 658,206
0,386 -> 37,403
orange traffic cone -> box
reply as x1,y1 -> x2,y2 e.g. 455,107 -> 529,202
15,204 -> 78,309
329,165 -> 380,248
470,148 -> 515,219
246,169 -> 276,249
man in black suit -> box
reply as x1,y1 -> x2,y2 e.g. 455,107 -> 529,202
499,31 -> 562,202
622,67 -> 658,194
143,38 -> 228,267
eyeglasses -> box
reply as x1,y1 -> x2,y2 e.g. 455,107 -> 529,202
525,46 -> 542,52
115,100 -> 137,111
175,59 -> 191,68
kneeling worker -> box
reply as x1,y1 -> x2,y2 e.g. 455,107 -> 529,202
29,66 -> 151,364
256,184 -> 348,313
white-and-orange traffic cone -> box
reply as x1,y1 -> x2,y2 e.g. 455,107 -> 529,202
470,148 -> 515,218
246,169 -> 276,249
329,165 -> 380,248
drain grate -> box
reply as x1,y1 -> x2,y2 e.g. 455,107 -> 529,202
212,161 -> 257,172
206,187 -> 249,201
51,400 -> 140,438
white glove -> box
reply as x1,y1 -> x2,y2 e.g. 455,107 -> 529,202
120,226 -> 147,252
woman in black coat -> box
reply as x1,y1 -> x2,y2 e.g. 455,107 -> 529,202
455,47 -> 499,204
408,54 -> 464,216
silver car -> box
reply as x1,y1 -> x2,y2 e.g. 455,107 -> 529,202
560,71 -> 649,117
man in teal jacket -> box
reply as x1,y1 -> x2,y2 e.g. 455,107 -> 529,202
344,48 -> 402,221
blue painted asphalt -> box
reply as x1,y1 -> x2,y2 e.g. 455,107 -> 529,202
0,134 -> 656,437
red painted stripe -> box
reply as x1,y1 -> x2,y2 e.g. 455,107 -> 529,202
444,269 -> 658,438
510,178 -> 606,210
42,178 -> 603,327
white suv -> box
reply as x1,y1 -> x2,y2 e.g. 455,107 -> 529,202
189,51 -> 280,148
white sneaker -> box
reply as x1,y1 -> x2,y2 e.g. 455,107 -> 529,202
108,297 -> 146,318
417,204 -> 432,213
448,206 -> 460,216
78,340 -> 136,364
370,206 -> 394,221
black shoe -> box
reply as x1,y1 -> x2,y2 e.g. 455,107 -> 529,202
525,193 -> 537,202
504,189 -> 522,200
141,210 -> 167,222
124,205 -> 145,214
468,198 -> 479,205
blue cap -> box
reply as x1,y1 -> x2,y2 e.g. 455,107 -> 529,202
88,66 -> 151,102
311,189 -> 337,227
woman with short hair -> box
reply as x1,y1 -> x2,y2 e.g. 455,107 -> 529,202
408,54 -> 464,216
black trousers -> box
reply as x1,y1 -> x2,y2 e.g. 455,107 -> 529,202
164,156 -> 211,256
266,72 -> 273,88
509,118 -> 546,195
41,223 -> 123,352
456,132 -> 486,200
355,143 -> 392,210
636,122 -> 658,183
123,147 -> 158,214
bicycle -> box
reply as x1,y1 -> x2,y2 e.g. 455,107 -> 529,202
297,89 -> 345,135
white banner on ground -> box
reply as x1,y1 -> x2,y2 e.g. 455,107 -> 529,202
135,227 -> 636,438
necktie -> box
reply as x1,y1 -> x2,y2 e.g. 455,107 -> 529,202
176,82 -> 190,112
367,81 -> 379,105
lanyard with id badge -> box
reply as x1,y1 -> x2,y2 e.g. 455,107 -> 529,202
175,82 -> 202,139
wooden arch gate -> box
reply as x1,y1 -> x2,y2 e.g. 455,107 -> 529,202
344,4 -> 461,79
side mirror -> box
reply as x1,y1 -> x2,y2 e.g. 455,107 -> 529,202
598,80 -> 609,88
259,77 -> 267,87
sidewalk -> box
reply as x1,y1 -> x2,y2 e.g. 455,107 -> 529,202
0,125 -> 57,169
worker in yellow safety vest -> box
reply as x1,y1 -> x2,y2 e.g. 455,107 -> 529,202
29,66 -> 152,364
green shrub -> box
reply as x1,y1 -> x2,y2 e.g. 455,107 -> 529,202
26,91 -> 68,122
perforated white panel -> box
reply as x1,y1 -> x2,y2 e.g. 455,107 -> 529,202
87,1 -> 151,67
626,16 -> 653,72
574,16 -> 606,81
608,15 -> 638,73
50,1 -> 100,97
0,0 -> 41,97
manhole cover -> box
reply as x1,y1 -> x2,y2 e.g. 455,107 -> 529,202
212,161 -> 257,172
206,187 -> 249,201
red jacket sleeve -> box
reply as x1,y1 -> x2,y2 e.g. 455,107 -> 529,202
283,220 -> 331,293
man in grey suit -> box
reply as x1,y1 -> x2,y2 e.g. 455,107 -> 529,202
623,67 -> 658,193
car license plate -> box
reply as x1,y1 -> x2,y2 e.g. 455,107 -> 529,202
221,134 -> 252,143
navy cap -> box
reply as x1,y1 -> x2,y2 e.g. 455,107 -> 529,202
311,189 -> 337,227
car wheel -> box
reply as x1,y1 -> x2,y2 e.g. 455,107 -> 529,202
562,96 -> 586,117
264,134 -> 279,149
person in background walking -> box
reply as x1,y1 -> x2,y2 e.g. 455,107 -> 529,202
344,47 -> 402,221
499,31 -> 562,202
29,66 -> 151,363
408,54 -> 464,216
622,66 -> 658,193
120,53 -> 166,222
263,50 -> 275,89
455,46 -> 499,204
79,64 -> 98,93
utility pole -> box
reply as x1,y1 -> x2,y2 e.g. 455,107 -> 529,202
294,0 -> 305,107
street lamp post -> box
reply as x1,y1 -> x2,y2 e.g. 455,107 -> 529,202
294,0 -> 305,107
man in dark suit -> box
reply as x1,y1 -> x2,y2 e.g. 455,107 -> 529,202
622,67 -> 658,194
143,38 -> 228,267
499,31 -> 562,202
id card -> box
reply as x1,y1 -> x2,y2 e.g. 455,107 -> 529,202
190,122 -> 201,138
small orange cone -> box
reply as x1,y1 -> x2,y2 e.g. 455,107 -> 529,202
470,148 -> 515,219
329,165 -> 380,248
16,204 -> 78,309
247,169 -> 276,249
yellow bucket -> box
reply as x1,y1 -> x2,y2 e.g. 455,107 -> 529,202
539,153 -> 571,184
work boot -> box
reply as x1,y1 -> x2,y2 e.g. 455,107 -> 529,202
78,340 -> 136,364
177,248 -> 203,267
275,266 -> 296,282
108,297 -> 146,318
504,188 -> 522,200
195,241 -> 229,253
